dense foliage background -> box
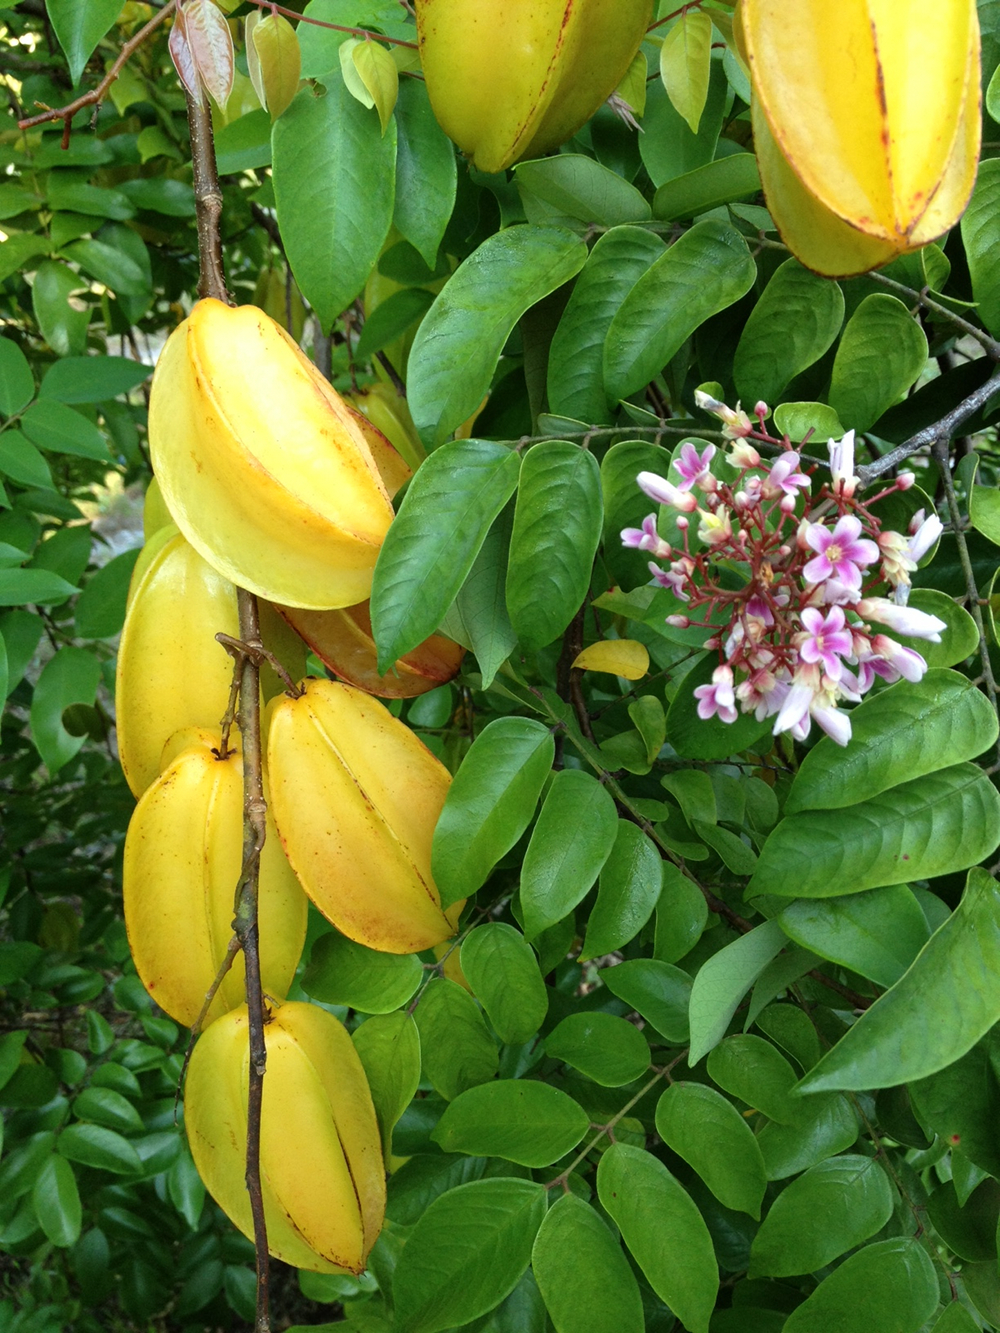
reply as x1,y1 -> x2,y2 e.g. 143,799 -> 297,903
4,2 -> 1000,1331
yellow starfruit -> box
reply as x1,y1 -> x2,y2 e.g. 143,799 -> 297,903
185,1001 -> 385,1273
123,731 -> 307,1029
148,298 -> 394,610
267,679 -> 463,953
417,0 -> 654,174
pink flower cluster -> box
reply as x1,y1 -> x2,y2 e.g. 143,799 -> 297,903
622,396 -> 945,747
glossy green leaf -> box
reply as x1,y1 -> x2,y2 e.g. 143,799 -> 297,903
0,235 -> 50,285
0,337 -> 33,417
272,79 -> 396,330
548,228 -> 665,425
62,238 -> 150,299
931,1304 -> 983,1333
748,763 -> 1000,901
772,401 -> 844,443
533,1193 -> 644,1333
0,431 -> 54,490
961,157 -> 1000,336
48,0 -> 123,84
599,439 -> 674,587
787,672 -> 996,813
29,647 -> 101,774
117,178 -> 196,218
604,221 -> 756,404
393,78 -> 456,267
582,821 -> 662,959
659,10 -> 713,133
910,1037 -> 1000,1178
432,717 -> 554,907
30,525 -> 90,588
688,921 -> 786,1064
302,930 -> 421,1013
0,631 -> 7,707
392,1178 -> 546,1333
799,869 -> 1000,1093
371,439 -> 520,671
57,1123 -> 141,1175
828,295 -> 929,433
521,769 -> 618,939
656,1082 -> 767,1217
778,885 -> 930,988
413,978 -> 498,1101
601,958 -> 691,1044
0,609 -> 44,695
20,400 -> 109,461
443,500 -> 517,689
545,1012 -> 649,1087
432,1081 -> 588,1167
355,287 -> 434,361
750,1155 -> 893,1277
73,548 -> 141,641
926,1177 -> 1000,1262
757,1094 -> 858,1180
408,226 -> 587,447
167,1147 -> 206,1231
40,356 -> 151,405
654,861 -> 709,964
214,109 -> 272,173
781,1238 -> 937,1333
707,1034 -> 801,1124
72,1087 -> 143,1135
597,1142 -> 718,1333
515,156 -> 651,227
460,923 -> 548,1045
668,654 -> 772,761
653,154 -> 762,222
640,65 -> 728,188
32,1154 -> 81,1248
506,442 -> 602,650
32,261 -> 92,358
733,260 -> 844,406
353,1011 -> 421,1161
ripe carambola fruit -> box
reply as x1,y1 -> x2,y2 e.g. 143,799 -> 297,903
123,730 -> 307,1028
744,0 -> 980,277
148,298 -> 394,610
417,0 -> 654,173
267,678 -> 463,952
185,1001 -> 385,1273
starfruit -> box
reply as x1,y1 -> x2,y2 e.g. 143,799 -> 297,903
267,679 -> 463,953
275,600 -> 465,699
148,298 -> 394,610
417,0 -> 654,173
123,730 -> 308,1028
743,0 -> 981,277
185,1000 -> 385,1273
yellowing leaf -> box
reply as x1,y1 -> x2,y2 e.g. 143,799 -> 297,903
572,640 -> 649,681
660,10 -> 713,134
339,37 -> 375,109
352,39 -> 399,136
250,11 -> 301,121
616,50 -> 648,120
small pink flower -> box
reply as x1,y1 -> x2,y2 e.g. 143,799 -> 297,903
650,562 -> 690,600
697,507 -> 733,546
694,665 -> 737,723
828,430 -> 859,498
811,693 -> 852,746
855,598 -> 946,641
762,452 -> 810,500
802,515 -> 879,591
637,471 -> 699,512
869,635 -> 929,682
908,513 -> 942,563
672,441 -> 716,492
797,606 -> 854,679
730,440 -> 762,469
622,514 -> 671,558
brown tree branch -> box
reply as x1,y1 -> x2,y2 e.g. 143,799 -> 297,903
240,0 -> 419,46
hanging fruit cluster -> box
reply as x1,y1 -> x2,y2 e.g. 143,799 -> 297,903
117,299 -> 467,1271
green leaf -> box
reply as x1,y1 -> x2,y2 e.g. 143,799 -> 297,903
926,1177 -> 1000,1262
0,431 -> 54,490
596,1142 -> 718,1333
20,400 -> 110,461
432,717 -> 554,907
57,1123 -> 141,1175
0,235 -> 50,285
961,158 -> 1000,336
781,1238 -> 937,1333
413,978 -> 498,1101
545,1012 -> 649,1087
688,920 -> 787,1064
882,587 -> 979,671
604,220 -> 756,404
659,11 -> 714,133
73,548 -> 141,640
772,401 -> 844,443
640,65 -> 728,189
521,769 -> 618,939
749,1155 -> 893,1277
392,1178 -> 546,1333
601,958 -> 691,1045
40,356 -> 151,405
654,862 -> 709,964
32,1154 -> 81,1248
29,647 -> 101,773
506,442 -> 602,650
0,337 -> 33,417
46,182 -> 134,222
0,609 -> 44,695
352,1011 -> 421,1161
393,78 -> 456,268
0,567 -> 77,608
548,228 -> 665,425
302,930 -> 422,1013
778,885 -> 930,988
910,1038 -> 1000,1179
72,1087 -> 144,1135
931,1304 -> 983,1333
757,1094 -> 859,1181
460,923 -> 548,1045
61,239 -> 151,299
0,630 -> 7,707
748,763 -> 1000,901
828,295 -> 929,433
371,439 -> 520,671
215,109 -> 272,174
733,260 -> 844,407
533,1193 -> 644,1333
30,524 -> 91,588
408,225 -> 588,447
706,1033 -> 802,1124
653,154 -> 762,223
582,821 -> 663,959
514,156 -> 651,227
450,501 -> 517,689
48,0 -> 123,84
431,1081 -> 589,1167
787,671 -> 997,813
667,654 -> 772,760
655,1082 -> 767,1217
32,261 -> 92,358
355,287 -> 434,360
167,1147 -> 206,1231
798,868 -> 1000,1093
272,78 -> 396,330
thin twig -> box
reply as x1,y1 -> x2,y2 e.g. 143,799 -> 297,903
241,0 -> 419,46
867,270 -> 1000,362
18,1 -> 177,134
